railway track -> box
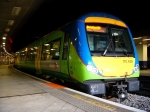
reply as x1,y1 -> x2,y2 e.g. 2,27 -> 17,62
44,74 -> 150,112
139,77 -> 150,91
131,75 -> 150,97
34,72 -> 150,111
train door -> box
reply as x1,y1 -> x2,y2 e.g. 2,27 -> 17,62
60,33 -> 70,80
35,43 -> 42,74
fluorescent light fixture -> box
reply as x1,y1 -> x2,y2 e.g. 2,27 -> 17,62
30,48 -> 34,50
7,20 -> 14,25
5,28 -> 10,32
133,37 -> 142,39
2,43 -> 5,44
5,0 -> 11,2
2,37 -> 6,39
143,38 -> 150,41
11,7 -> 21,15
3,34 -> 7,37
34,46 -> 37,49
44,44 -> 49,46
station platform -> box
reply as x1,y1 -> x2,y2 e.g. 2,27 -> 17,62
0,65 -> 146,112
140,69 -> 150,76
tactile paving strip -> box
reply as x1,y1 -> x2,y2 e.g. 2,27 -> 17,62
45,89 -> 112,112
27,80 -> 129,112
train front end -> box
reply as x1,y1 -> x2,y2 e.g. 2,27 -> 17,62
75,13 -> 140,98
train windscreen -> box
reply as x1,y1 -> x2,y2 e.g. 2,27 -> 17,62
86,23 -> 134,57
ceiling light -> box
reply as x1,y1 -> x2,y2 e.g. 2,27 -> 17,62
133,37 -> 142,39
2,37 -> 6,39
7,20 -> 14,25
143,39 -> 150,41
3,34 -> 7,37
2,43 -> 5,45
11,7 -> 21,15
5,28 -> 10,32
5,0 -> 10,2
44,44 -> 49,46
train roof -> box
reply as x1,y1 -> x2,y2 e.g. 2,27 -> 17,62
59,12 -> 126,30
76,12 -> 122,21
15,12 -> 127,53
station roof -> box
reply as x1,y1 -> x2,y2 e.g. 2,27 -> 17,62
0,0 -> 150,55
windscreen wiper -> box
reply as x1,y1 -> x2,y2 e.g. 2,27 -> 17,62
117,40 -> 129,56
102,38 -> 112,56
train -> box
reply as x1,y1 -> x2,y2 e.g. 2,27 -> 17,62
14,12 -> 140,99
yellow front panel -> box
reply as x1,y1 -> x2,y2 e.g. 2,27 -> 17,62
85,17 -> 127,28
92,57 -> 135,77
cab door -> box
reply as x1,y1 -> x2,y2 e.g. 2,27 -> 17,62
60,33 -> 70,80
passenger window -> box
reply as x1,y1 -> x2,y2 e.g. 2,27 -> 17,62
41,43 -> 51,60
20,50 -> 26,61
41,38 -> 61,60
28,48 -> 36,61
51,39 -> 60,60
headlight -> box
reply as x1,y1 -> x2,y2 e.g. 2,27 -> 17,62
133,64 -> 139,73
87,64 -> 98,74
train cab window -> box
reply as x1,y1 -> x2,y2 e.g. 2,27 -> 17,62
87,34 -> 110,51
62,33 -> 69,60
111,28 -> 133,53
86,23 -> 133,56
86,24 -> 110,52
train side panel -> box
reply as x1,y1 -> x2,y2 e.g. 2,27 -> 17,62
14,40 -> 40,73
39,31 -> 62,78
36,30 -> 71,80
